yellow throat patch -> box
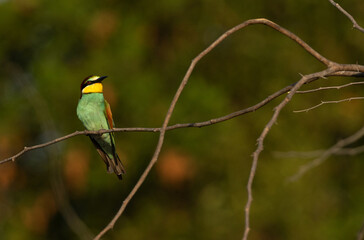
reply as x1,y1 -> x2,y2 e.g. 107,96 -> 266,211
82,83 -> 103,94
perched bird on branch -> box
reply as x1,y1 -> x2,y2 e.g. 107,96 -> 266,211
77,75 -> 125,179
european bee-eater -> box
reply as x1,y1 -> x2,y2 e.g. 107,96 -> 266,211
77,75 -> 125,179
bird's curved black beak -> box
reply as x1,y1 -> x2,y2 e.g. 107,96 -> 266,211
98,76 -> 108,82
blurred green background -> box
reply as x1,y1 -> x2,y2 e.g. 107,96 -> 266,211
0,0 -> 364,239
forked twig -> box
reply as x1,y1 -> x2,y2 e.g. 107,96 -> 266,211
294,96 -> 364,113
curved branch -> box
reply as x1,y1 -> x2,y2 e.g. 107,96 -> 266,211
95,17 -> 318,240
93,18 -> 364,240
93,18 -> 342,240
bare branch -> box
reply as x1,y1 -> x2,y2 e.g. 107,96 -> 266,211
293,96 -> 364,113
288,125 -> 364,182
296,81 -> 364,94
242,68 -> 337,240
329,0 -> 364,33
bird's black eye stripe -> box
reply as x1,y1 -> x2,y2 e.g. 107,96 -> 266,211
85,80 -> 96,86
92,79 -> 103,84
81,81 -> 91,90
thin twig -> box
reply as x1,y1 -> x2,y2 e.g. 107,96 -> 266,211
293,96 -> 364,113
296,81 -> 364,94
329,0 -> 364,33
336,145 -> 364,156
288,125 -> 364,182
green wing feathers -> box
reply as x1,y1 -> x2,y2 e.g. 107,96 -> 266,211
103,100 -> 126,178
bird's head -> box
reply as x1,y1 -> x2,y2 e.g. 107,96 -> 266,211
80,75 -> 107,95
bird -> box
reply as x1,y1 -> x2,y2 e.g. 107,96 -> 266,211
76,75 -> 125,179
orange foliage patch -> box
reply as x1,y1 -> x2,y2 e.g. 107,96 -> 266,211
21,191 -> 57,234
63,148 -> 90,194
337,91 -> 364,120
157,149 -> 196,188
103,84 -> 118,107
0,164 -> 17,190
13,0 -> 40,15
86,10 -> 118,46
0,135 -> 18,190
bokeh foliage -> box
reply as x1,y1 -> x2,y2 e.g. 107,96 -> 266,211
0,0 -> 364,239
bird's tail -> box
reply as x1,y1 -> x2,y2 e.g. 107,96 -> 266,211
89,136 -> 125,180
110,152 -> 125,180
